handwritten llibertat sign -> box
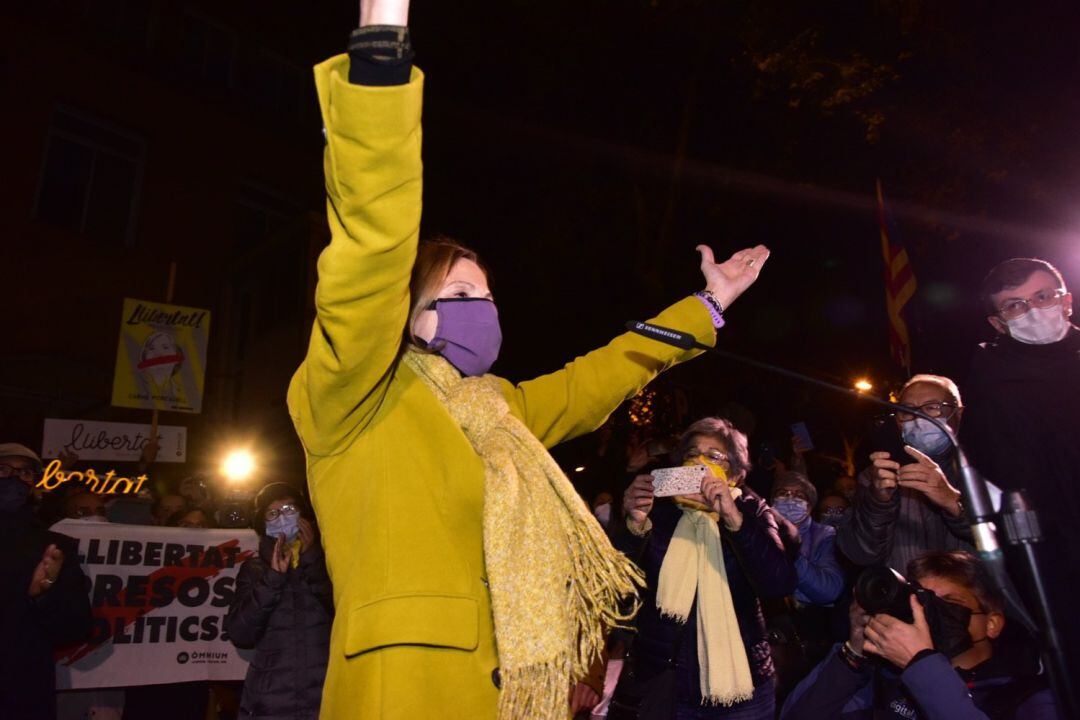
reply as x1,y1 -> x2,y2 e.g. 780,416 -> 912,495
52,521 -> 258,689
42,418 -> 187,463
111,298 -> 211,414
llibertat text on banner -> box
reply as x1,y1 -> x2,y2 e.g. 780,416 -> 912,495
52,520 -> 258,689
42,418 -> 187,463
111,298 -> 210,414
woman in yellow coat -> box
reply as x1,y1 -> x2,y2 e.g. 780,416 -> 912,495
287,2 -> 770,718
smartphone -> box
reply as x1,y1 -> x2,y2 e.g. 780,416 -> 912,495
870,417 -> 918,465
651,465 -> 708,497
791,422 -> 814,452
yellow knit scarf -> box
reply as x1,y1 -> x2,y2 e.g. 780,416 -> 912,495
403,350 -> 644,720
656,491 -> 754,705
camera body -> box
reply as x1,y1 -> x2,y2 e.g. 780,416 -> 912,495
854,566 -> 920,622
854,565 -> 975,659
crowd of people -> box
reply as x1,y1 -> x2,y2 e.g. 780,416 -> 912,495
3,1 -> 1078,718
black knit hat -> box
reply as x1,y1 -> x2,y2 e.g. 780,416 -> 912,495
252,482 -> 310,536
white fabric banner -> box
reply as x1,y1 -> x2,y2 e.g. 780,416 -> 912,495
52,520 -> 259,689
42,418 -> 187,463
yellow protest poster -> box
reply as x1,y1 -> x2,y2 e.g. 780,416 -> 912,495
111,298 -> 211,413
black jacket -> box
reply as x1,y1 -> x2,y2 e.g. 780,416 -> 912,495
225,535 -> 334,720
962,326 -> 1080,544
614,493 -> 798,704
0,507 -> 92,720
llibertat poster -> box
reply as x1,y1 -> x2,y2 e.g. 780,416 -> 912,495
111,298 -> 210,414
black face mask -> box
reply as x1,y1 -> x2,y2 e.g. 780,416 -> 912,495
919,588 -> 975,659
0,476 -> 30,513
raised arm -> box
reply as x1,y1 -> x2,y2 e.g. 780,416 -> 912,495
501,245 -> 770,448
287,0 -> 421,455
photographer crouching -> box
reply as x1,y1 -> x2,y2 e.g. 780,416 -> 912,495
780,551 -> 1060,719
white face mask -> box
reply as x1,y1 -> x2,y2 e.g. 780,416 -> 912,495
1006,305 -> 1070,345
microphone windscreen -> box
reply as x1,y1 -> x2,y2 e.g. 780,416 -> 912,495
625,321 -> 699,350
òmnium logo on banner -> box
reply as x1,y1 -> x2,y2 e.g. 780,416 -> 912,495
52,521 -> 257,689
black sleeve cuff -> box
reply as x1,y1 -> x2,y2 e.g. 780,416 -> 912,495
347,25 -> 414,86
906,648 -> 940,669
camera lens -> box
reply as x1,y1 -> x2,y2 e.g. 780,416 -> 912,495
855,566 -> 909,616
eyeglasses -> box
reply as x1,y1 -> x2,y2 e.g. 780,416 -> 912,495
0,463 -> 38,483
265,504 -> 300,521
773,488 -> 809,502
997,288 -> 1066,321
681,449 -> 729,466
880,401 -> 959,424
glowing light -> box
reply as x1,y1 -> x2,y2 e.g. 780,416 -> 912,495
854,379 -> 874,393
574,466 -> 586,473
221,450 -> 256,483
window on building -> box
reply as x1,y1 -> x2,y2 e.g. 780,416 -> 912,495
232,183 -> 300,255
176,8 -> 235,91
35,106 -> 145,247
86,0 -> 153,50
244,50 -> 304,122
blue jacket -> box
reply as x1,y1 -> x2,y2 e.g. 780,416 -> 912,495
615,493 -> 798,703
781,644 -> 1060,720
792,519 -> 844,606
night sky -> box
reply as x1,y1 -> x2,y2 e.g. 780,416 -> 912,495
8,0 -> 1080,484
400,1 -> 1080,468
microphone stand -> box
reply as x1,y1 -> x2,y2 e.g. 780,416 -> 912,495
627,321 -> 1076,717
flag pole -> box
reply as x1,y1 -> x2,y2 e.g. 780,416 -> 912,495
147,262 -> 177,451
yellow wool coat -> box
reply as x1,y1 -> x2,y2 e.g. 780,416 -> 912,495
287,55 -> 717,719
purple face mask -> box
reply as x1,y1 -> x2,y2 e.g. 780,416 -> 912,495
428,298 -> 503,376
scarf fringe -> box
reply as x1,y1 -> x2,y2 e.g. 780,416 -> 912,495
497,659 -> 572,720
564,509 -> 645,676
659,609 -> 690,624
703,689 -> 757,707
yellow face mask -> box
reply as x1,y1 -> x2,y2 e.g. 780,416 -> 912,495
682,454 -> 736,487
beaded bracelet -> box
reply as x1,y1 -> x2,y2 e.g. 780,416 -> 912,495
693,290 -> 726,329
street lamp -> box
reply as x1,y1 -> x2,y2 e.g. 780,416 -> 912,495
854,378 -> 874,393
221,450 -> 256,484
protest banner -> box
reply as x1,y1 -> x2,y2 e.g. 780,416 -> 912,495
111,298 -> 210,414
52,520 -> 258,689
42,418 -> 187,463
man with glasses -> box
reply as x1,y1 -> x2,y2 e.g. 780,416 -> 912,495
0,441 -> 43,495
961,256 -> 1080,679
838,375 -> 973,573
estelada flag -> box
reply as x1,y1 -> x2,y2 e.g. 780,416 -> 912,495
876,179 -> 917,374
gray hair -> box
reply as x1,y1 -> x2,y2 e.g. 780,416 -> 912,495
674,417 -> 751,481
771,471 -> 818,508
901,373 -> 962,407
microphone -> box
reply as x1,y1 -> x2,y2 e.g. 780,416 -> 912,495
626,317 -> 1072,713
624,321 -> 706,351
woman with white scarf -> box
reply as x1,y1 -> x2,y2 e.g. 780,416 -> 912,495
610,417 -> 798,720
